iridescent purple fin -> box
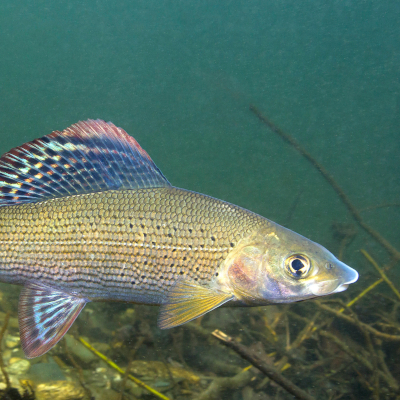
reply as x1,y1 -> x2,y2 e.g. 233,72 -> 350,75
0,120 -> 170,205
19,282 -> 87,358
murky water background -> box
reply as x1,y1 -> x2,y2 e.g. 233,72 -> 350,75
0,1 -> 399,399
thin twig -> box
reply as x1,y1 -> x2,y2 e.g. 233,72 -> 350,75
212,329 -> 316,400
250,104 -> 400,261
79,337 -> 170,400
119,359 -> 133,400
63,339 -> 93,400
316,302 -> 400,341
361,249 -> 400,301
361,321 -> 380,398
341,278 -> 383,311
319,330 -> 399,392
359,203 -> 400,212
375,339 -> 398,391
288,311 -> 320,350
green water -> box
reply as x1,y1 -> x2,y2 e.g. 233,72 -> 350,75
0,1 -> 399,399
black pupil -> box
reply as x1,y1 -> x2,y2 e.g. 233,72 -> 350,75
292,258 -> 304,272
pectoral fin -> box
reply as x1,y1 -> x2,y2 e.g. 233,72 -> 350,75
158,280 -> 233,329
19,282 -> 87,358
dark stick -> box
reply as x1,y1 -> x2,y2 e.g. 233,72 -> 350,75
250,104 -> 400,261
212,330 -> 316,400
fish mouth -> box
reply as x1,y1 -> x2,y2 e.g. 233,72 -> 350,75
332,265 -> 359,294
310,263 -> 359,296
332,283 -> 349,293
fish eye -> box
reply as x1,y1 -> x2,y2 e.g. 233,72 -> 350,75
285,255 -> 311,278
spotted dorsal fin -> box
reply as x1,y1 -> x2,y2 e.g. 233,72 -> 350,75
0,119 -> 170,206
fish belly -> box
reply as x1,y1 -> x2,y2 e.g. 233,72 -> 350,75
0,187 -> 265,304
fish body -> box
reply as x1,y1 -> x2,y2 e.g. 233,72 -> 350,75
0,120 -> 358,358
0,187 -> 265,303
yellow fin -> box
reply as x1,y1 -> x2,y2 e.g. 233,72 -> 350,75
158,280 -> 233,329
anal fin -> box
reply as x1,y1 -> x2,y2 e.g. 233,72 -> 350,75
19,282 -> 87,358
158,279 -> 233,329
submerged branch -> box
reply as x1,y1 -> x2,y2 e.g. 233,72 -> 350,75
342,278 -> 383,310
359,203 -> 400,212
250,104 -> 400,261
319,330 -> 399,392
212,329 -> 316,400
361,249 -> 400,301
316,302 -> 400,341
79,337 -> 170,400
63,339 -> 93,400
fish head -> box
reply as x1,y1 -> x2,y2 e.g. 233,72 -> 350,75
223,223 -> 359,305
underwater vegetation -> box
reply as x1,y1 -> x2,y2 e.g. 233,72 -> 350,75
0,106 -> 398,400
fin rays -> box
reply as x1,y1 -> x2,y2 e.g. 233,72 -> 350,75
158,279 -> 233,329
0,119 -> 171,206
19,282 -> 87,358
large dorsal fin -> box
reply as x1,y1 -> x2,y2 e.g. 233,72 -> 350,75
0,119 -> 170,206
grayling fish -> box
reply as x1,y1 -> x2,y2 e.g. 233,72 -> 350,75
0,120 -> 358,358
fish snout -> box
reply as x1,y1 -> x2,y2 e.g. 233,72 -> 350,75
331,261 -> 359,293
309,260 -> 359,296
